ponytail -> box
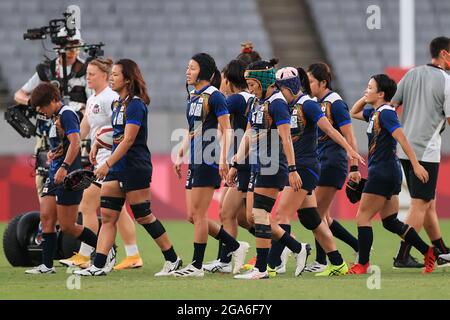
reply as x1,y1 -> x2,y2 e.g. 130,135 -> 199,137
297,67 -> 311,96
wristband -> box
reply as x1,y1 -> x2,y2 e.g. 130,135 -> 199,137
61,162 -> 69,169
350,165 -> 359,172
288,165 -> 297,173
231,161 -> 238,169
105,160 -> 111,168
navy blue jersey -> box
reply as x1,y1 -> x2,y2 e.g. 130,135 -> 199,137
111,96 -> 152,172
317,92 -> 351,169
363,104 -> 402,166
187,85 -> 229,167
248,91 -> 291,173
227,91 -> 254,170
290,94 -> 324,169
48,105 -> 81,177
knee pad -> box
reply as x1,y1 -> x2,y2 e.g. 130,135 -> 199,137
253,193 -> 275,239
130,201 -> 152,219
382,213 -> 408,235
144,219 -> 166,239
297,207 -> 321,230
100,196 -> 125,212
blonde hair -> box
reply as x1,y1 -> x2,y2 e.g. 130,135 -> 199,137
88,57 -> 113,75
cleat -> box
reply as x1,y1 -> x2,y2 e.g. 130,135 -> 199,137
294,243 -> 311,276
438,252 -> 450,267
234,267 -> 269,280
203,260 -> 232,273
103,246 -> 117,273
239,255 -> 256,273
315,262 -> 348,276
304,261 -> 328,273
423,247 -> 437,274
277,246 -> 292,274
267,265 -> 277,278
232,241 -> 250,274
25,264 -> 55,274
59,252 -> 90,268
393,255 -> 424,269
74,265 -> 107,276
155,257 -> 183,276
114,254 -> 144,270
347,262 -> 370,274
173,262 -> 204,277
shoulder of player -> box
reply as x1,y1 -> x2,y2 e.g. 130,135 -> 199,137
59,105 -> 80,122
322,91 -> 343,104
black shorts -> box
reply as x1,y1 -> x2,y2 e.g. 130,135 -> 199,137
297,166 -> 320,194
104,169 -> 152,192
318,166 -> 348,190
363,162 -> 402,200
41,177 -> 82,206
236,170 -> 251,193
401,159 -> 439,201
185,164 -> 221,189
248,169 -> 287,192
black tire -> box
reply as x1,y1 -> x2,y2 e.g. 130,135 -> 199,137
16,211 -> 43,266
2,213 -> 32,267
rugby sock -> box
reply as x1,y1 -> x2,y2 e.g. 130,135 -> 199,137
162,246 -> 177,263
327,250 -> 344,266
78,227 -> 98,249
255,248 -> 269,272
432,238 -> 449,254
315,239 -> 327,265
79,242 -> 95,257
215,226 -> 239,252
278,231 -> 302,254
357,226 -> 373,265
192,243 -> 207,269
124,244 -> 139,257
267,224 -> 290,269
42,232 -> 57,268
216,240 -> 223,260
329,220 -> 359,252
396,241 -> 411,260
219,242 -> 232,263
404,228 -> 429,255
93,253 -> 107,268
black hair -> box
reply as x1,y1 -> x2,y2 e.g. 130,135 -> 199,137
115,59 -> 151,105
296,67 -> 312,95
247,58 -> 278,71
430,36 -> 450,59
371,74 -> 397,102
30,82 -> 60,109
222,59 -> 247,91
236,41 -> 262,67
187,52 -> 221,99
307,62 -> 332,90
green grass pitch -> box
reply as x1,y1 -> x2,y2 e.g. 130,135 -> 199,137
1,220 -> 450,300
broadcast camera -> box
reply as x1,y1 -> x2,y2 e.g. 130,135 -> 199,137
4,7 -> 105,139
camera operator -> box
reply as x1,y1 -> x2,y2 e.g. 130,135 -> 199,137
14,28 -> 91,200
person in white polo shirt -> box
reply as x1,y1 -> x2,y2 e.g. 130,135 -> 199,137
391,36 -> 450,268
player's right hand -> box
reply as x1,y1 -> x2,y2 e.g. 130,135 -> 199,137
89,143 -> 98,166
173,154 -> 183,179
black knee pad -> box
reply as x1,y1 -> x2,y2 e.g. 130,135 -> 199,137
130,201 -> 152,219
254,223 -> 272,239
253,193 -> 276,212
100,196 -> 125,212
297,207 -> 322,230
144,219 -> 166,239
382,213 -> 408,235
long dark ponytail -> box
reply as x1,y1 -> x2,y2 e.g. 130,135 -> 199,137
296,67 -> 311,96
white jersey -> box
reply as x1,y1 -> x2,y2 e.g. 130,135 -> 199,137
85,86 -> 118,167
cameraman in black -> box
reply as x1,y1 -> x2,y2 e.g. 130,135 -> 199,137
14,28 -> 91,200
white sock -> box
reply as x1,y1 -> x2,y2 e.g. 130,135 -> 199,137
125,244 -> 139,257
79,242 -> 94,257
